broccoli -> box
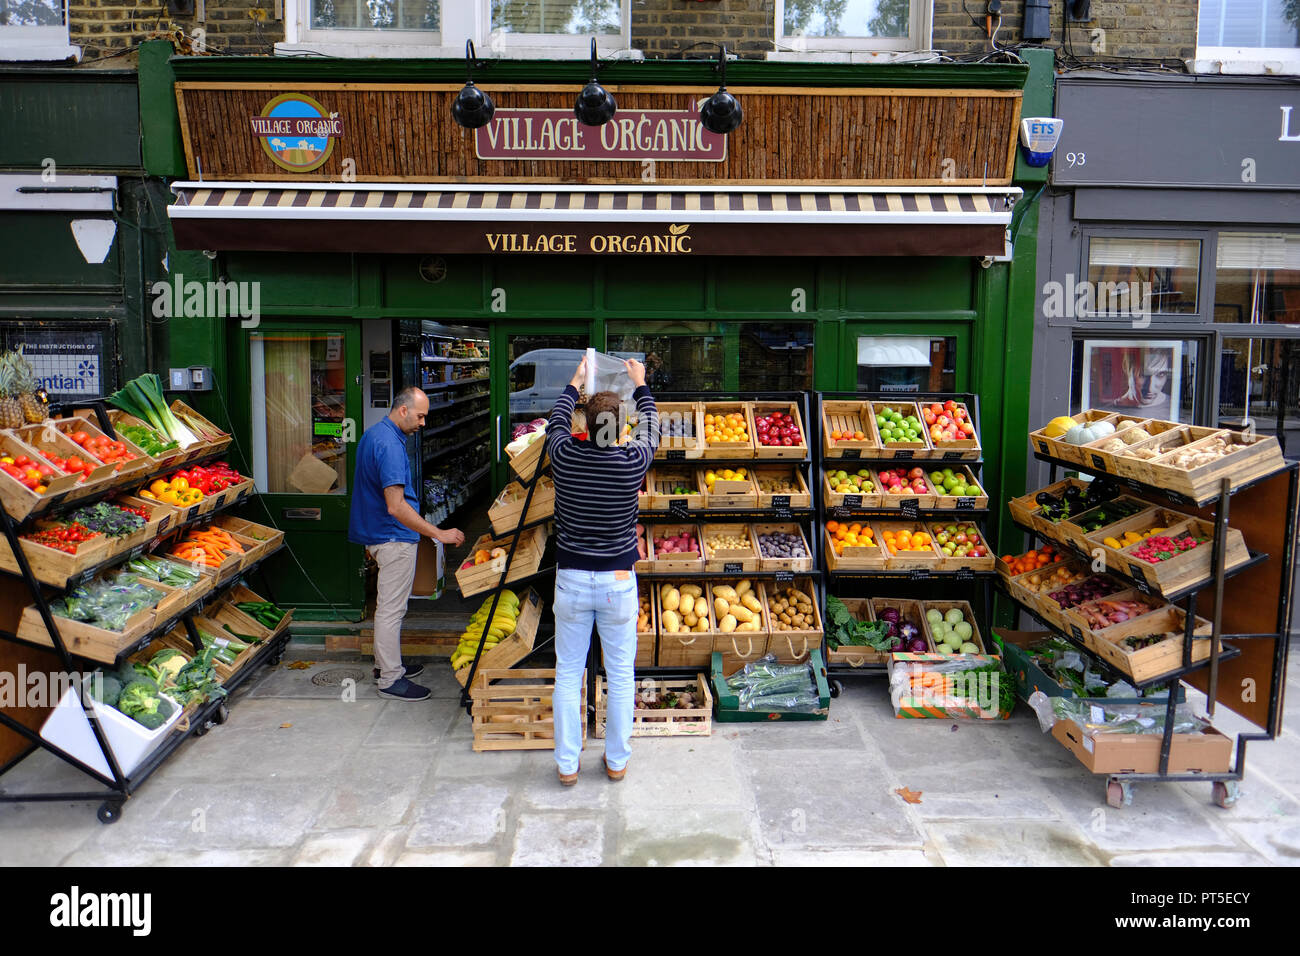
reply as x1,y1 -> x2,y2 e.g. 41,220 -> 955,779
116,679 -> 162,720
85,671 -> 123,708
132,709 -> 169,731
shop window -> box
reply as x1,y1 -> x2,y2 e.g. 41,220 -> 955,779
1213,233 -> 1300,324
1086,237 -> 1201,318
1194,0 -> 1300,72
739,323 -> 814,393
773,0 -> 932,55
250,332 -> 348,496
286,0 -> 442,54
856,336 -> 956,393
607,325 -> 725,393
1070,339 -> 1201,423
0,0 -> 79,61
1218,337 -> 1300,456
309,0 -> 440,30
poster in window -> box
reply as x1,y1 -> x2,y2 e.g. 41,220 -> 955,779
1080,341 -> 1183,423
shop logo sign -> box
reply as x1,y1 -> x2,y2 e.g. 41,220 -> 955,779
475,107 -> 725,162
251,93 -> 344,172
1281,106 -> 1300,142
482,223 -> 693,255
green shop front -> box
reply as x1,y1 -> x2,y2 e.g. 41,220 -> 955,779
141,47 -> 1050,622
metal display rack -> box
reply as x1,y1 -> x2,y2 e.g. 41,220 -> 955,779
1004,447 -> 1298,808
0,402 -> 290,823
816,392 -> 996,695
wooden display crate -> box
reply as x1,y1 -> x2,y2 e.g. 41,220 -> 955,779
453,588 -> 544,687
824,597 -> 889,667
823,523 -> 887,571
470,667 -> 584,752
454,525 -> 548,598
870,597 -> 929,652
205,599 -> 273,645
1087,605 -> 1213,682
822,464 -> 881,509
134,556 -> 216,615
926,520 -> 996,572
1063,588 -> 1168,652
1077,418 -> 1159,475
918,399 -> 982,461
1110,518 -> 1250,595
764,579 -> 823,663
927,465 -> 990,510
634,522 -> 654,574
1058,496 -> 1155,553
15,425 -> 116,503
820,400 -> 879,458
0,529 -> 111,588
919,599 -> 987,655
488,477 -> 556,535
655,580 -> 714,668
697,467 -> 758,509
653,401 -> 706,460
595,674 -> 712,737
635,581 -> 656,667
169,399 -> 232,457
700,523 -> 759,573
867,401 -> 933,460
644,467 -> 704,512
1007,477 -> 1092,541
51,417 -> 152,480
506,434 -> 549,482
1004,558 -> 1094,630
753,465 -> 811,509
751,402 -> 808,460
1115,425 -> 1222,482
713,579 -> 772,673
700,402 -> 756,459
646,523 -> 703,573
226,582 -> 293,639
873,465 -> 939,510
96,409 -> 186,467
1027,410 -> 1120,466
212,475 -> 255,509
1086,506 -> 1190,569
210,514 -> 285,561
1145,431 -> 1286,501
113,495 -> 174,544
0,432 -> 81,521
876,521 -> 943,571
752,522 -> 813,572
16,580 -> 169,663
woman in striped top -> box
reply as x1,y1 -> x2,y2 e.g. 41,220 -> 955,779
547,355 -> 658,785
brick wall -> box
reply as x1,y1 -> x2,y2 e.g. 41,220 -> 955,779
932,0 -> 1023,56
633,0 -> 776,60
70,1 -> 283,62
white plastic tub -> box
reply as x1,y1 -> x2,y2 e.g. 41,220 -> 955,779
39,675 -> 182,780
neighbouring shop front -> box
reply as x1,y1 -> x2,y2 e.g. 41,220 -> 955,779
141,45 -> 1051,620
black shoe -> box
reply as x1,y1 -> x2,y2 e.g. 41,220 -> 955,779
373,661 -> 424,681
377,677 -> 431,702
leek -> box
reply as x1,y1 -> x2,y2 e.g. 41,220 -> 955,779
107,374 -> 200,448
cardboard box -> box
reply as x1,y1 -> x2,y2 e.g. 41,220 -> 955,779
1051,717 -> 1233,775
412,536 -> 445,598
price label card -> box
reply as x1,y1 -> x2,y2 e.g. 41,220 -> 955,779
46,493 -> 68,510
157,516 -> 171,533
841,448 -> 861,460
770,495 -> 791,509
128,546 -> 144,560
665,449 -> 686,461
773,508 -> 793,521
1166,490 -> 1187,505
908,569 -> 931,581
185,505 -> 200,522
900,499 -> 920,519
893,450 -> 914,460
1090,454 -> 1108,472
956,497 -> 977,509
1070,624 -> 1084,642
668,499 -> 690,518
1037,440 -> 1050,455
1127,564 -> 1151,593
723,562 -> 744,574
842,494 -> 863,509
955,568 -> 975,581
942,451 -> 965,461
830,506 -> 849,518
774,570 -> 795,583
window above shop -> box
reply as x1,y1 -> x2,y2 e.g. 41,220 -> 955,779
1213,232 -> 1300,324
1191,0 -> 1300,74
0,0 -> 80,61
770,0 -> 934,60
1085,237 -> 1202,319
280,0 -> 633,58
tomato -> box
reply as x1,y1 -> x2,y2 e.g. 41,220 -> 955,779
65,457 -> 84,472
70,431 -> 88,445
13,456 -> 30,467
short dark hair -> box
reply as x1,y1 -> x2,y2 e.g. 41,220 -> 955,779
392,386 -> 424,412
586,391 -> 622,448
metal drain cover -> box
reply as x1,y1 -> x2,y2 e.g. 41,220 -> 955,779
310,667 -> 368,687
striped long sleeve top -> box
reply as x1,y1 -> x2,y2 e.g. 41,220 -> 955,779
547,384 -> 659,571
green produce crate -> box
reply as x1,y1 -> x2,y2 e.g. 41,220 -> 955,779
992,630 -> 1183,706
710,648 -> 830,722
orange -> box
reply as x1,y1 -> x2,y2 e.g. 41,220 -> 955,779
848,523 -> 862,534
831,430 -> 843,441
854,430 -> 866,440
826,520 -> 840,533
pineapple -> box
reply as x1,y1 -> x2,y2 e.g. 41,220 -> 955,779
0,356 -> 23,431
11,347 -> 48,424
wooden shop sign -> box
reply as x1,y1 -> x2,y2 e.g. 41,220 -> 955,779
484,223 -> 693,255
476,108 -> 726,162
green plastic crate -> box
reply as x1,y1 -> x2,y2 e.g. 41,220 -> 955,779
710,649 -> 831,722
993,630 -> 1183,706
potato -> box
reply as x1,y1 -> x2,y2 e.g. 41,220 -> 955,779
680,593 -> 695,616
680,584 -> 702,599
731,605 -> 755,624
715,596 -> 731,619
736,579 -> 752,597
693,619 -> 709,633
713,585 -> 737,603
683,611 -> 698,627
719,614 -> 737,633
737,621 -> 759,632
662,609 -> 681,632
741,593 -> 762,613
662,587 -> 680,611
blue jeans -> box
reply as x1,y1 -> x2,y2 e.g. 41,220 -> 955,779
553,567 -> 638,774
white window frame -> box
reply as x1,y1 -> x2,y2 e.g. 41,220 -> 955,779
1191,0 -> 1300,74
772,0 -> 933,56
279,0 -> 632,59
0,0 -> 80,62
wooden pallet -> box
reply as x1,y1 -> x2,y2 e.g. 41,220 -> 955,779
595,674 -> 713,737
470,667 -> 585,752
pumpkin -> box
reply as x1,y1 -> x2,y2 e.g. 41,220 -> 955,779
1042,415 -> 1078,439
1064,420 -> 1116,445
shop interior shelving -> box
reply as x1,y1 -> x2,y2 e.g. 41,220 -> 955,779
0,402 -> 290,823
1002,445 -> 1298,808
420,325 -> 491,527
816,392 -> 996,693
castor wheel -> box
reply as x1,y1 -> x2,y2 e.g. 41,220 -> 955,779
830,680 -> 844,699
194,719 -> 211,737
212,701 -> 230,725
1212,781 -> 1239,809
269,652 -> 284,666
96,801 -> 123,824
1106,778 -> 1133,808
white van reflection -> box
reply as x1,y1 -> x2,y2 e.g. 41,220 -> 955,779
508,348 -> 643,418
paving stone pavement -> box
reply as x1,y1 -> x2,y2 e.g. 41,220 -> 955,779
0,655 -> 1296,866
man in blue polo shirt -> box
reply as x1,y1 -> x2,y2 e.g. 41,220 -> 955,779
349,386 -> 465,701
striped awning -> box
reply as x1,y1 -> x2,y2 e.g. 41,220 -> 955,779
168,183 -> 1020,257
